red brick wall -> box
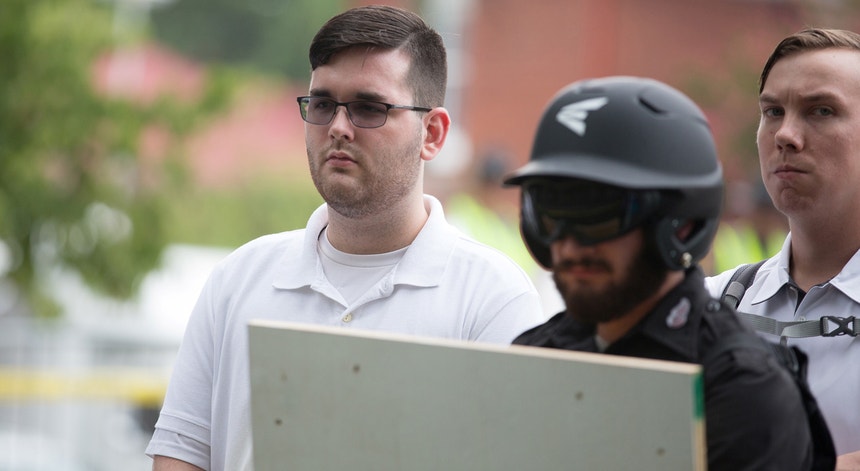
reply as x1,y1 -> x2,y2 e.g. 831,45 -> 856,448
461,0 -> 860,181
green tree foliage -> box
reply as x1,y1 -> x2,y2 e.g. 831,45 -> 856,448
0,0 -> 231,316
164,175 -> 323,248
149,0 -> 344,80
682,49 -> 762,180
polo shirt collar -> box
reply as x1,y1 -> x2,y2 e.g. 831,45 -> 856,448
747,234 -> 793,305
272,203 -> 329,290
748,234 -> 860,305
392,195 -> 458,288
272,195 -> 457,290
829,245 -> 860,304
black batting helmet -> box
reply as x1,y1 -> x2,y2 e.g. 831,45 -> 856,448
505,76 -> 723,270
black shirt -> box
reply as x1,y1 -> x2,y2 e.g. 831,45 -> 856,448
514,267 -> 814,471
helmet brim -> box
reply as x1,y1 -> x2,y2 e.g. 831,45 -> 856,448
504,153 -> 722,190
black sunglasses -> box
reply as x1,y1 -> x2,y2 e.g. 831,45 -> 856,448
521,178 -> 662,246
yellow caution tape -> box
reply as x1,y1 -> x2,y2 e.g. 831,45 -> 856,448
0,367 -> 168,408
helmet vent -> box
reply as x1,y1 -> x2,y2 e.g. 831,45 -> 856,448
639,97 -> 666,115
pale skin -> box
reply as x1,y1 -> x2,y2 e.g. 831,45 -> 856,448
758,47 -> 860,468
305,46 -> 450,255
152,46 -> 451,471
151,456 -> 203,471
758,48 -> 860,292
549,229 -> 682,344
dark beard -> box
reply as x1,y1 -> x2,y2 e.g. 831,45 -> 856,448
553,237 -> 668,324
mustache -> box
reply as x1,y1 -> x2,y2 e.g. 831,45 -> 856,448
325,139 -> 351,153
554,257 -> 611,271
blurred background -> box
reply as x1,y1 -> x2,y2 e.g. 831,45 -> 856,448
3,0 -> 860,468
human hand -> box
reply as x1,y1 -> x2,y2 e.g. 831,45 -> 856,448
837,450 -> 860,471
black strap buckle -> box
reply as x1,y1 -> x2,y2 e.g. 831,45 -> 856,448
820,316 -> 857,337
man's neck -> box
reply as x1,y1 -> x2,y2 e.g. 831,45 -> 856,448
325,195 -> 429,254
789,223 -> 860,291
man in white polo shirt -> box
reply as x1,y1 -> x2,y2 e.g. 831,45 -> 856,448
145,6 -> 543,470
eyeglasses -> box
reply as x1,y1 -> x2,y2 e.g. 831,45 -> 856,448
297,96 -> 432,129
521,178 -> 662,246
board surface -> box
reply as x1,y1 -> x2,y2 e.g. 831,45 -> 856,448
249,320 -> 706,471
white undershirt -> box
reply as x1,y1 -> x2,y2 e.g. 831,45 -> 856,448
318,227 -> 408,305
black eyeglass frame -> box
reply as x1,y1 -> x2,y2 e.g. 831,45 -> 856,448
296,96 -> 432,129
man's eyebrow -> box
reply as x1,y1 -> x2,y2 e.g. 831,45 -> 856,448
306,90 -> 388,102
354,91 -> 387,102
759,91 -> 843,104
758,94 -> 779,104
800,91 -> 843,103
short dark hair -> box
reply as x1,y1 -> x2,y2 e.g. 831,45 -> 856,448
760,28 -> 860,93
309,5 -> 447,108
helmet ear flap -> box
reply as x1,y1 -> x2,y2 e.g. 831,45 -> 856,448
520,218 -> 552,269
652,217 -> 720,271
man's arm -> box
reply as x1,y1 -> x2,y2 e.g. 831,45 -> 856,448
704,345 -> 814,470
837,450 -> 860,471
152,455 -> 205,471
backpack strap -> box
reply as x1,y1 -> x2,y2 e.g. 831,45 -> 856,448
742,314 -> 860,339
720,261 -> 860,338
720,260 -> 766,310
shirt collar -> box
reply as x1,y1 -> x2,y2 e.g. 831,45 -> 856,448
747,233 -> 860,305
626,267 -> 710,359
391,195 -> 459,287
746,234 -> 793,305
272,195 -> 458,290
272,203 -> 329,290
828,245 -> 860,304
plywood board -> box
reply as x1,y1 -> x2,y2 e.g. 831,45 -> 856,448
249,320 -> 705,471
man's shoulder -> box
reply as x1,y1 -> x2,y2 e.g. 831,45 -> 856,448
450,234 -> 528,267
701,340 -> 816,469
706,256 -> 786,302
417,197 -> 535,278
512,312 -> 591,348
703,264 -> 744,298
216,229 -> 308,271
431,232 -> 537,291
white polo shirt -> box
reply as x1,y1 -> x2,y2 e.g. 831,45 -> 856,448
706,234 -> 860,455
146,195 -> 544,470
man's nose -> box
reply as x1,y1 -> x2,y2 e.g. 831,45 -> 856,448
328,105 -> 355,140
773,114 -> 803,152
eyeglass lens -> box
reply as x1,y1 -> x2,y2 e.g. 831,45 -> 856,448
301,97 -> 390,128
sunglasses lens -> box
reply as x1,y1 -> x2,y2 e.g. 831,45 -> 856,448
524,179 -> 656,245
539,213 -> 626,244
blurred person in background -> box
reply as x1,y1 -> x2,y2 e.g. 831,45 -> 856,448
145,5 -> 542,470
706,180 -> 787,275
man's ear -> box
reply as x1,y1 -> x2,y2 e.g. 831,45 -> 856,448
420,107 -> 451,162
